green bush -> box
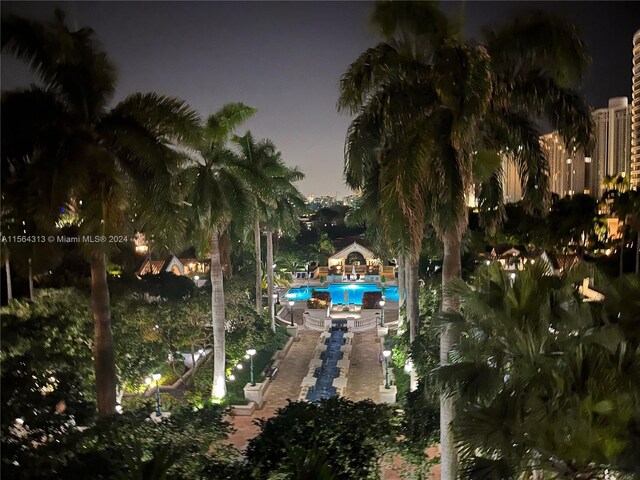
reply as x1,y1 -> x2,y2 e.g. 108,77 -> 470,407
246,398 -> 396,479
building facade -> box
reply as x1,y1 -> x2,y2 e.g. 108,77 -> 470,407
591,97 -> 632,194
631,30 -> 640,189
501,154 -> 523,203
503,97 -> 632,202
540,132 -> 590,197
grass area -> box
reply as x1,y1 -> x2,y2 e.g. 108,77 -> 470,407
225,327 -> 290,405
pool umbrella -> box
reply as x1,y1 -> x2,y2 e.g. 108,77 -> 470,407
352,264 -> 357,277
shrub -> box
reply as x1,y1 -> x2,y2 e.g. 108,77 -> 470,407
306,297 -> 328,309
361,291 -> 382,309
312,291 -> 331,302
246,398 -> 396,480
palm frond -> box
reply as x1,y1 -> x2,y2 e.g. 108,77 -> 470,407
205,102 -> 257,144
112,93 -> 201,144
485,10 -> 590,87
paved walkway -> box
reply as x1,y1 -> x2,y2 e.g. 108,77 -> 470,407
226,330 -> 318,450
224,328 -> 439,479
262,331 -> 318,408
344,331 -> 383,401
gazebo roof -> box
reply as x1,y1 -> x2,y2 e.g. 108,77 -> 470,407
329,242 -> 377,261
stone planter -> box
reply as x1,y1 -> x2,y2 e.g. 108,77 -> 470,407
231,402 -> 256,416
244,380 -> 269,406
286,324 -> 299,339
379,385 -> 397,404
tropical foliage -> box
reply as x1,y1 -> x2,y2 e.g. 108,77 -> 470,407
245,398 -> 396,480
439,264 -> 640,479
179,103 -> 259,399
2,10 -> 200,414
338,2 -> 593,475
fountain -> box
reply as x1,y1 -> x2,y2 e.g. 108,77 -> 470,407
306,328 -> 345,402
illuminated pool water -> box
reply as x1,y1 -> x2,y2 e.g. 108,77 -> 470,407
284,283 -> 398,304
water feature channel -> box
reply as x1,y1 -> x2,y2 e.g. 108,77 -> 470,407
306,328 -> 345,402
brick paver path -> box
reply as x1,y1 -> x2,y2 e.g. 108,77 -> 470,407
344,331 -> 383,402
226,330 -> 319,450
262,331 -> 319,408
225,328 -> 438,479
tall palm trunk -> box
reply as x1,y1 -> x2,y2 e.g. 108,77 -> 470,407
5,258 -> 13,302
619,234 -> 625,277
397,254 -> 405,308
404,255 -> 410,307
210,232 -> 227,398
28,257 -> 34,301
636,230 -> 640,275
90,253 -> 117,415
406,256 -> 420,343
266,228 -> 275,332
254,218 -> 262,314
440,232 -> 462,480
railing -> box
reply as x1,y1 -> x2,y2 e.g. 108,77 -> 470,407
303,313 -> 331,331
275,305 -> 292,326
347,315 -> 379,332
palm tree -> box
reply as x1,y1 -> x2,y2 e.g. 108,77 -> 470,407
264,167 -> 305,327
233,133 -> 275,314
338,2 -> 593,476
612,189 -> 640,275
233,132 -> 304,323
312,232 -> 335,266
181,103 -> 256,399
2,10 -> 199,414
439,263 -> 640,479
344,184 -> 417,339
2,249 -> 12,302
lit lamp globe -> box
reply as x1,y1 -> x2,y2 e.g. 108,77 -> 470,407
246,348 -> 257,357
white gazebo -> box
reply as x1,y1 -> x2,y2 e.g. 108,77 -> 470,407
326,242 -> 387,282
328,242 -> 379,270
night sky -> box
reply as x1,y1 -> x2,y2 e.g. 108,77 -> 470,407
2,1 -> 639,197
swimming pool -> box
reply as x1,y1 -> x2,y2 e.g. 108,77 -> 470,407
284,283 -> 398,304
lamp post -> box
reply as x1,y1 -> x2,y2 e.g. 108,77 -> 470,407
379,299 -> 386,327
247,348 -> 257,386
146,373 -> 162,415
288,300 -> 295,326
383,350 -> 391,389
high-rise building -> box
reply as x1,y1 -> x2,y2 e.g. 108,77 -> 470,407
631,30 -> 640,189
501,154 -> 523,203
591,97 -> 632,195
541,132 -> 589,197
